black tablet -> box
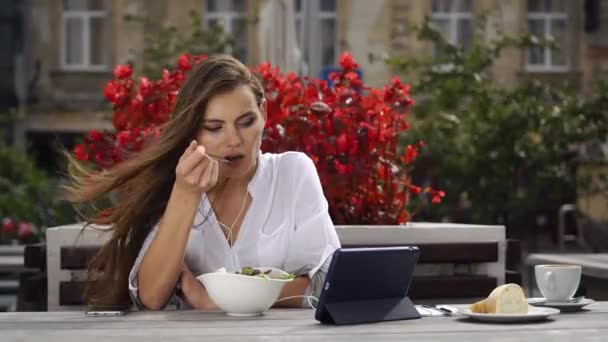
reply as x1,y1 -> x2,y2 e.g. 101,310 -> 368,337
314,246 -> 421,325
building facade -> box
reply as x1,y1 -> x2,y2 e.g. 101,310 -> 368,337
1,0 -> 607,216
6,0 -> 605,131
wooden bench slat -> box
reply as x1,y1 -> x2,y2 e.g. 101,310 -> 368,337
59,275 -> 497,305
57,241 -> 505,306
0,245 -> 24,256
61,242 -> 500,270
0,280 -> 19,295
59,281 -> 86,306
60,246 -> 99,270
24,243 -> 46,270
18,271 -> 46,302
409,275 -> 497,299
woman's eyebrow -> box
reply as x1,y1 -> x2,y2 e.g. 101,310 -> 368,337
203,110 -> 255,123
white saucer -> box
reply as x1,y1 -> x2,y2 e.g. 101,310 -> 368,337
527,297 -> 595,312
458,306 -> 560,322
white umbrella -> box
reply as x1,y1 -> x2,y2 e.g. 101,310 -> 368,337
257,0 -> 301,73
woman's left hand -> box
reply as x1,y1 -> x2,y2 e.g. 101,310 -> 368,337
179,264 -> 218,310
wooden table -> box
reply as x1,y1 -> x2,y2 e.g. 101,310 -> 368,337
1,302 -> 607,341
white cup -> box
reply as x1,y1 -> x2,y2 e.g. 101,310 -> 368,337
535,264 -> 581,302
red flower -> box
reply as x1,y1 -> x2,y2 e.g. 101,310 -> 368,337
113,64 -> 133,79
139,77 -> 153,97
398,211 -> 409,224
74,144 -> 89,161
378,164 -> 387,179
103,81 -> 120,102
113,110 -> 132,131
339,52 -> 359,70
401,145 -> 418,165
430,190 -> 446,204
344,71 -> 362,87
96,208 -> 113,221
336,133 -> 349,154
333,160 -> 353,175
89,130 -> 103,142
409,185 -> 422,195
177,54 -> 192,71
17,221 -> 33,240
2,218 -> 15,234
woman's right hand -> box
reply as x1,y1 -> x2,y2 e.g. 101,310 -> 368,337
174,140 -> 219,194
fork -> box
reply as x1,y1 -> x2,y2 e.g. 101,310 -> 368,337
206,153 -> 231,163
435,305 -> 461,315
420,304 -> 460,316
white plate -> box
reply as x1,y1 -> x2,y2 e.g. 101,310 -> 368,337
528,297 -> 595,312
458,306 -> 560,322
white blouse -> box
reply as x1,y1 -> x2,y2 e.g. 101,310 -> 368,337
128,151 -> 342,308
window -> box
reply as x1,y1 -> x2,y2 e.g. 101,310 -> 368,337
295,0 -> 337,76
204,0 -> 248,63
585,0 -> 608,47
526,0 -> 569,71
61,0 -> 108,71
0,1 -> 20,110
430,0 -> 473,56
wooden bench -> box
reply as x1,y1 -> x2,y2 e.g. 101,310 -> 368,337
21,223 -> 521,310
55,241 -> 519,305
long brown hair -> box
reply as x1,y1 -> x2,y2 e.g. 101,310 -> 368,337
64,55 -> 264,308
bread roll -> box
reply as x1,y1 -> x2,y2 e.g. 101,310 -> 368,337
469,283 -> 528,314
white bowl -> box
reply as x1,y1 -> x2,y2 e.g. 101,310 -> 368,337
196,267 -> 293,316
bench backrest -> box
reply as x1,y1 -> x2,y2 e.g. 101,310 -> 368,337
46,224 -> 111,311
44,223 -> 508,310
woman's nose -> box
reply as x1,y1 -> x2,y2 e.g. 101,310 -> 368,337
225,126 -> 243,146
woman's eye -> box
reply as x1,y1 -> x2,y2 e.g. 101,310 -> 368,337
239,118 -> 256,127
203,126 -> 222,132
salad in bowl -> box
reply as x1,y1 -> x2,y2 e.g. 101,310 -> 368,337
197,266 -> 295,316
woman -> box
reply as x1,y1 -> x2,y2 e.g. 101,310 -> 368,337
65,55 -> 341,310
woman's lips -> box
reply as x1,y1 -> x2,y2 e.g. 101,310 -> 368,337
225,154 -> 244,162
224,154 -> 245,168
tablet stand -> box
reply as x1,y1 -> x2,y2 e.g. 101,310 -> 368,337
322,296 -> 420,325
